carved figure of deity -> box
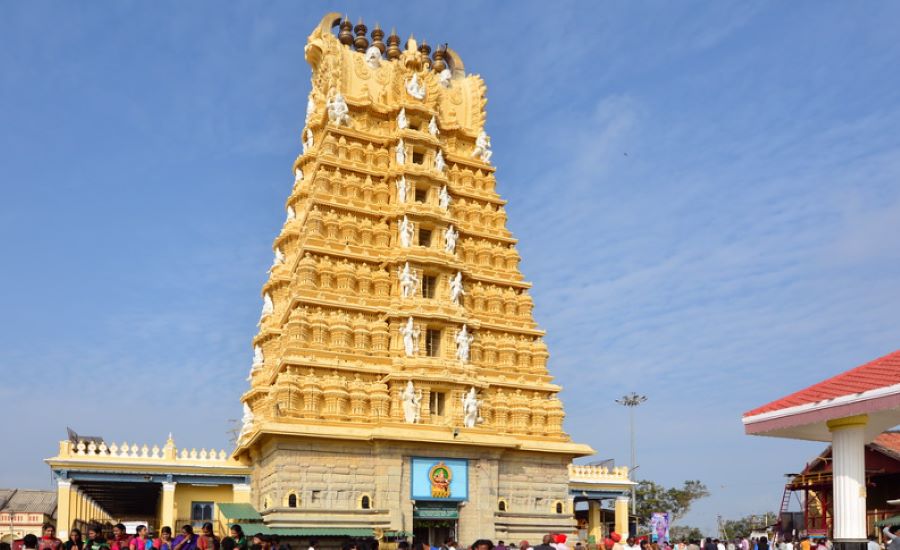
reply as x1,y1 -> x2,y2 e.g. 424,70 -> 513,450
398,262 -> 419,299
397,107 -> 409,130
455,324 -> 473,363
259,293 -> 274,323
434,149 -> 446,173
294,167 -> 303,184
449,271 -> 464,305
269,247 -> 285,272
399,215 -> 415,248
303,128 -> 314,154
286,205 -> 296,223
443,225 -> 458,254
438,185 -> 451,210
252,345 -> 264,368
239,403 -> 255,438
405,73 -> 426,100
364,45 -> 382,68
428,116 -> 439,137
396,176 -> 409,203
439,68 -> 452,88
306,95 -> 316,123
395,138 -> 406,165
401,380 -> 422,423
327,91 -> 351,126
472,131 -> 492,162
462,387 -> 482,428
399,317 -> 420,357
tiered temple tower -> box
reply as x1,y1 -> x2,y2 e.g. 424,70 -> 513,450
233,13 -> 593,543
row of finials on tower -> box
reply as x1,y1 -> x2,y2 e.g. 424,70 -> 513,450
333,16 -> 452,73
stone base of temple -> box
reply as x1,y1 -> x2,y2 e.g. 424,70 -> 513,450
250,435 -> 578,544
832,540 -> 868,550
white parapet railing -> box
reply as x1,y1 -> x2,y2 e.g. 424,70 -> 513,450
54,434 -> 243,467
568,463 -> 633,484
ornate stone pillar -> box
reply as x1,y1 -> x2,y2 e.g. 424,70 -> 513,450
160,482 -> 177,529
827,415 -> 868,550
615,495 -> 630,537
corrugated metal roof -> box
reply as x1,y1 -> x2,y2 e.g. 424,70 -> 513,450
0,490 -> 57,515
217,503 -> 262,520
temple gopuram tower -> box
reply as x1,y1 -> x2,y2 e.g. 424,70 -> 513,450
233,13 -> 594,543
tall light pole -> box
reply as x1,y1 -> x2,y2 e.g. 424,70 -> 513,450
616,392 -> 647,516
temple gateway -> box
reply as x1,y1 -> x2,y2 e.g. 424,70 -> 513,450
46,13 -> 633,546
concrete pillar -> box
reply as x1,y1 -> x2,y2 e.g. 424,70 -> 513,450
588,500 -> 603,544
57,479 -> 72,539
161,482 -> 177,529
827,415 -> 868,550
615,496 -> 630,537
232,483 -> 252,504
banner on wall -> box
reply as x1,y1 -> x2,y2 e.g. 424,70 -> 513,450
649,512 -> 670,542
410,457 -> 469,501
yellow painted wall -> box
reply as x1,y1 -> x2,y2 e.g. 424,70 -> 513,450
170,485 -> 235,530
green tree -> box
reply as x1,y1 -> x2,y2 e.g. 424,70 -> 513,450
670,526 -> 704,541
721,512 -> 777,539
634,480 -> 711,529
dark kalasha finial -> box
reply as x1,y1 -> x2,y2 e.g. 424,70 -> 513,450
386,28 -> 401,61
371,23 -> 385,54
432,44 -> 448,73
338,16 -> 353,46
353,18 -> 369,52
418,41 -> 432,70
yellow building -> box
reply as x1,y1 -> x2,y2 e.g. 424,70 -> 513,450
232,12 -> 632,545
46,434 -> 251,538
0,490 -> 57,543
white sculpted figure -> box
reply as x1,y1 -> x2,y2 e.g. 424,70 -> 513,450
439,68 -> 452,88
399,317 -> 420,357
449,271 -> 465,305
396,176 -> 409,203
259,292 -> 274,323
327,92 -> 351,126
472,131 -> 492,162
303,128 -> 314,154
285,205 -> 295,223
434,149 -> 446,173
239,403 -> 255,438
462,387 -> 482,428
438,185 -> 451,210
443,225 -> 458,254
399,215 -> 414,248
306,95 -> 316,123
398,262 -> 419,299
405,73 -> 426,100
294,167 -> 303,184
252,345 -> 264,368
455,324 -> 474,363
269,247 -> 285,272
395,138 -> 406,165
401,380 -> 423,424
397,107 -> 409,130
364,45 -> 382,69
428,116 -> 439,137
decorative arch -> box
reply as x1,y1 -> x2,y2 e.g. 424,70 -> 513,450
553,500 -> 565,514
285,491 -> 299,508
359,493 -> 373,510
497,498 -> 508,512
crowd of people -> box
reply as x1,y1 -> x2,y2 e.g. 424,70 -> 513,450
4,525 -> 898,550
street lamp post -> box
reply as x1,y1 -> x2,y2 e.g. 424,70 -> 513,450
616,392 -> 647,516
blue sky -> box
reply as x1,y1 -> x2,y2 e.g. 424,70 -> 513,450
2,1 -> 899,535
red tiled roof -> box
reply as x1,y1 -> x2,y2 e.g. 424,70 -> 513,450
744,350 -> 900,417
873,431 -> 900,455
